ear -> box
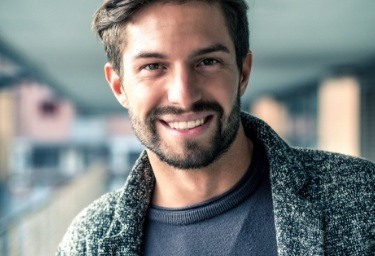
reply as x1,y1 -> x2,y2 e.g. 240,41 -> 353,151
104,62 -> 128,108
239,52 -> 252,96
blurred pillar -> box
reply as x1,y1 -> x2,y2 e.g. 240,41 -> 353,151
318,76 -> 360,156
251,96 -> 289,138
0,89 -> 14,182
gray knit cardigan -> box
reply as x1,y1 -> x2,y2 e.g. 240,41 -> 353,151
57,112 -> 375,255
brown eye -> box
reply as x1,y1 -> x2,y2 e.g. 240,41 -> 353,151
200,58 -> 219,66
145,63 -> 161,70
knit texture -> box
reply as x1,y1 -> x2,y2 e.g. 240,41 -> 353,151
56,112 -> 375,255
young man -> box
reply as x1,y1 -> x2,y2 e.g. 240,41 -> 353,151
57,0 -> 375,255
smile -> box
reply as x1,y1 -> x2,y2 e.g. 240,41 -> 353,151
168,118 -> 206,130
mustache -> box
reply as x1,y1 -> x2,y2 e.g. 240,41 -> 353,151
148,102 -> 224,121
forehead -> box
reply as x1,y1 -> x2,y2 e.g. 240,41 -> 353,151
120,1 -> 234,58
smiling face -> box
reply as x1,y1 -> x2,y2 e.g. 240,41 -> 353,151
105,1 -> 252,169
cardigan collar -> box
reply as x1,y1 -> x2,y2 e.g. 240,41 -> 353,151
98,151 -> 155,255
242,114 -> 325,255
98,112 -> 324,255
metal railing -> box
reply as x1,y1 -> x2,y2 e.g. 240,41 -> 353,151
0,164 -> 106,256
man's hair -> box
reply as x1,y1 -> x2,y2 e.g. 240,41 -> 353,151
92,0 -> 249,75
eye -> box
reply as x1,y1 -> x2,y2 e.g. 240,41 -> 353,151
199,58 -> 219,66
144,63 -> 162,70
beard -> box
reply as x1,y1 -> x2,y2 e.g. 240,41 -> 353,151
128,94 -> 242,170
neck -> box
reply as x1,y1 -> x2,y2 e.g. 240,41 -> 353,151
148,125 -> 253,208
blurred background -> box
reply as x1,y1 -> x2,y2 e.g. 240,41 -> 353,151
0,0 -> 374,254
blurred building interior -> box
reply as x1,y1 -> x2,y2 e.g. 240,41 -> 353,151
0,0 -> 375,255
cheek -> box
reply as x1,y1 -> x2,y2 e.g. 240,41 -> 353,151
208,76 -> 239,111
125,82 -> 163,118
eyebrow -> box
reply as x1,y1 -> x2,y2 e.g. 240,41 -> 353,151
133,52 -> 167,60
133,43 -> 230,61
189,43 -> 230,58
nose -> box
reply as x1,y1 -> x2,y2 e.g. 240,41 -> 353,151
167,66 -> 202,109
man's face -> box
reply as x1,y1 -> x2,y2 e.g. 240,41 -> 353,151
106,1 -> 251,169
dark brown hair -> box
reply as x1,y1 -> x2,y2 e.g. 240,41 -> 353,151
92,0 -> 249,75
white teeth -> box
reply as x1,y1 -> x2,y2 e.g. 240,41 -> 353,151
169,118 -> 205,130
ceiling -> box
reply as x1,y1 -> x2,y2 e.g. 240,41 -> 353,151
1,0 -> 374,113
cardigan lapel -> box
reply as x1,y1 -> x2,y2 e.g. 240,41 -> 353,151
269,149 -> 325,255
242,114 -> 325,255
97,152 -> 155,255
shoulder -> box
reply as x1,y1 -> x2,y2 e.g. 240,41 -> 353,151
293,147 -> 374,177
294,148 -> 374,223
293,149 -> 374,252
56,189 -> 121,255
292,147 -> 374,193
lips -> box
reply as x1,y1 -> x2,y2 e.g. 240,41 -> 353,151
167,117 -> 205,130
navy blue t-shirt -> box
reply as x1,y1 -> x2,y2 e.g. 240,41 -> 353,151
143,142 -> 277,255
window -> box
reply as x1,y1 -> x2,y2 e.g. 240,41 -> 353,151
361,77 -> 375,162
31,146 -> 59,169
